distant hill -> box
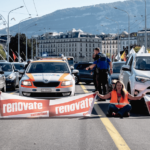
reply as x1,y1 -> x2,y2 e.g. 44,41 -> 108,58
0,0 -> 149,37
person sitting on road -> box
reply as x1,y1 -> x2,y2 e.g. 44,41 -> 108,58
95,80 -> 145,118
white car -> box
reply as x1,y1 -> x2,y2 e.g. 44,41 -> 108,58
19,59 -> 78,98
119,53 -> 150,97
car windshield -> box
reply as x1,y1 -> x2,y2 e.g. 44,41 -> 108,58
0,63 -> 12,72
135,57 -> 150,70
14,64 -> 25,70
27,62 -> 70,73
113,63 -> 125,73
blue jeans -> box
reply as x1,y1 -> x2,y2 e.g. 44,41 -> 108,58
108,104 -> 132,117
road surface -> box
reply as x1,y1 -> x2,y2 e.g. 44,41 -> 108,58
0,83 -> 150,150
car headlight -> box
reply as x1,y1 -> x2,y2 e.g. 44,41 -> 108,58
21,81 -> 32,86
135,76 -> 150,83
61,81 -> 73,86
8,74 -> 15,80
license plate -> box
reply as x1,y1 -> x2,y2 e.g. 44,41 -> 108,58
41,89 -> 52,92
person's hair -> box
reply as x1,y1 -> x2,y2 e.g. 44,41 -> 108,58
114,80 -> 126,99
94,47 -> 100,52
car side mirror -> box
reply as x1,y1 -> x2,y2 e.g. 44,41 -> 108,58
19,70 -> 25,74
72,69 -> 79,74
70,66 -> 74,70
0,70 -> 4,74
122,65 -> 131,71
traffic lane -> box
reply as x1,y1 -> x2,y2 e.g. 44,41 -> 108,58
98,100 -> 150,150
0,116 -> 117,150
0,86 -> 117,150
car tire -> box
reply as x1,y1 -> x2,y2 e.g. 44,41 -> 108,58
12,85 -> 16,91
75,76 -> 79,84
85,82 -> 91,85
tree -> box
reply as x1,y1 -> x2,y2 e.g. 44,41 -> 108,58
0,45 -> 6,60
9,34 -> 36,62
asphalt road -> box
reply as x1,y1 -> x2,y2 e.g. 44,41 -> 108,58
0,83 -> 150,150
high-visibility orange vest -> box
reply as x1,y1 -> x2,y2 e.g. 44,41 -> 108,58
110,90 -> 129,109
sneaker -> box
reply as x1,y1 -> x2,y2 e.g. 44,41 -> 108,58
106,112 -> 111,117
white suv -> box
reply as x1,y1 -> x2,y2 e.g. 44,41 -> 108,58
119,53 -> 150,97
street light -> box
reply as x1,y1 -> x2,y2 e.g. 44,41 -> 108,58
7,6 -> 24,62
114,7 -> 130,55
18,17 -> 31,62
144,0 -> 147,53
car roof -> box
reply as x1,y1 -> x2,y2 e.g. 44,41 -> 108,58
12,62 -> 25,64
77,62 -> 93,64
32,60 -> 66,63
0,62 -> 12,64
113,61 -> 125,64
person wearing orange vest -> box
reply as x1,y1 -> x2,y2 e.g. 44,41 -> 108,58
96,80 -> 145,118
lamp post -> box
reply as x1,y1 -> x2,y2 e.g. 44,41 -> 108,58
114,7 -> 130,55
18,17 -> 31,62
7,6 -> 24,62
144,0 -> 147,52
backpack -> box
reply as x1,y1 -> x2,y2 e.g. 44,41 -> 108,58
96,53 -> 108,72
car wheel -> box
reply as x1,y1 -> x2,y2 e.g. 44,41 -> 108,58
85,82 -> 91,85
75,76 -> 79,84
12,85 -> 16,91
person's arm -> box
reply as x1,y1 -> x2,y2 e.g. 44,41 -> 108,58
86,64 -> 96,70
109,62 -> 113,74
95,91 -> 111,99
128,93 -> 145,100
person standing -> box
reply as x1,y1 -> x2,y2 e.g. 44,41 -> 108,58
86,48 -> 113,96
92,53 -> 98,92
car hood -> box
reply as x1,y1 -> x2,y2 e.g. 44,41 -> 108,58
111,73 -> 119,80
134,69 -> 150,78
4,72 -> 13,77
25,73 -> 72,82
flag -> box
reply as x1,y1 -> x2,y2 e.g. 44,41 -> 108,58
12,51 -> 17,61
121,51 -> 126,61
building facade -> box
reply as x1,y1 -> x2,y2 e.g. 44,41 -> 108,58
120,32 -> 137,51
137,29 -> 150,48
37,29 -> 102,62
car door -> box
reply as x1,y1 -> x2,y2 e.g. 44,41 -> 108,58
13,65 -> 19,86
78,64 -> 92,80
0,68 -> 4,89
123,56 -> 133,89
119,58 -> 130,83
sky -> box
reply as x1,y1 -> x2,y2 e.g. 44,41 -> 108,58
0,0 -> 125,29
